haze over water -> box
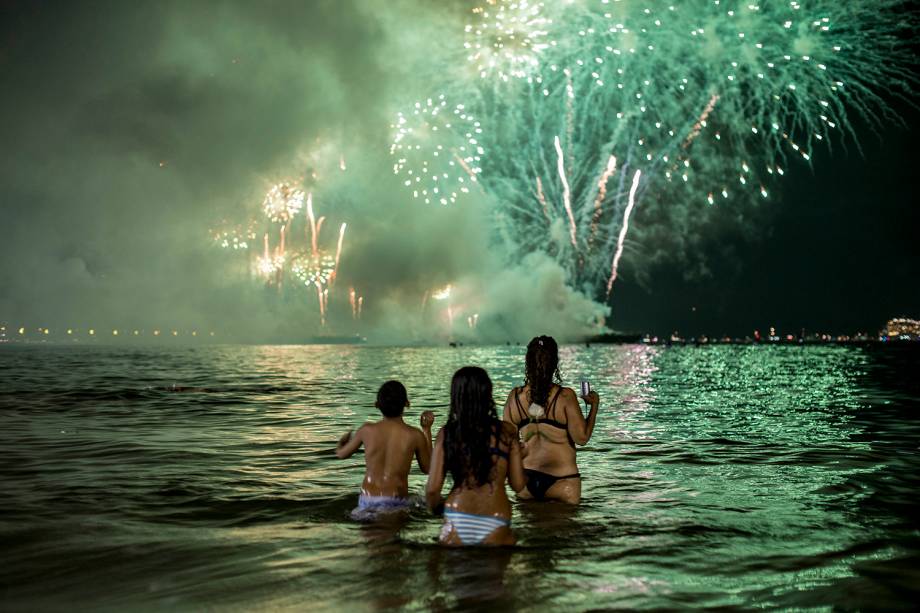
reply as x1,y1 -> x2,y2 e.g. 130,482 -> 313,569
2,343 -> 918,610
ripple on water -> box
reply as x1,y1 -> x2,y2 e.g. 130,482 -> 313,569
0,343 -> 918,610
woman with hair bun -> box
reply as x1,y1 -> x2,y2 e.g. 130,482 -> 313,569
502,335 -> 600,504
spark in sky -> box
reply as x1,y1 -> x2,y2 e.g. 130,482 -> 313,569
262,182 -> 305,223
211,220 -> 257,251
464,0 -> 552,82
291,253 -> 335,289
256,253 -> 285,278
432,284 -> 453,300
390,94 -> 484,206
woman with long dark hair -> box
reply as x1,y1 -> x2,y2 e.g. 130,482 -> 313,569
502,335 -> 600,503
426,366 -> 527,546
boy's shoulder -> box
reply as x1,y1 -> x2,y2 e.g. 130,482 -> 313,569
365,418 -> 417,434
392,419 -> 427,443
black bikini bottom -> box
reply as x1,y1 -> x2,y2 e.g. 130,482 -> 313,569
524,469 -> 581,500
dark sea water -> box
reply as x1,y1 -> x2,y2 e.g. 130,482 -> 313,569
1,343 -> 918,611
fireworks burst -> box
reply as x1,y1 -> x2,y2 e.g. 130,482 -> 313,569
210,166 -> 353,328
464,0 -> 553,82
211,220 -> 257,250
291,252 -> 335,289
418,0 -> 917,300
262,182 -> 305,223
390,95 -> 484,205
256,253 -> 285,278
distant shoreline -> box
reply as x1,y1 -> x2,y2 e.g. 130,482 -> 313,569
2,337 -> 918,348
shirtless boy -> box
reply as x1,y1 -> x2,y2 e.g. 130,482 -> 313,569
336,380 -> 435,513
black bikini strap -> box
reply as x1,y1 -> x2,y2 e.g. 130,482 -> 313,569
548,386 -> 564,420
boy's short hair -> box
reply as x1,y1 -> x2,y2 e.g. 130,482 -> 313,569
377,380 -> 408,417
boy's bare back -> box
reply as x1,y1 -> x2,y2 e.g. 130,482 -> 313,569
336,380 -> 434,499
343,416 -> 433,497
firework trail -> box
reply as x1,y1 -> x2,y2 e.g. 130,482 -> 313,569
306,194 -> 318,255
316,285 -> 325,326
535,176 -> 550,222
589,155 -> 616,248
333,223 -> 347,284
682,94 -> 720,150
553,135 -> 577,248
606,169 -> 642,298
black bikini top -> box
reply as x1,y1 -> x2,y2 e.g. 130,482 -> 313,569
513,386 -> 575,448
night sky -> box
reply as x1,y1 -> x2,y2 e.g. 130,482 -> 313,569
1,1 -> 917,341
615,97 -> 919,337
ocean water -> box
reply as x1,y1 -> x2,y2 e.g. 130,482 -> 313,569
1,343 -> 918,611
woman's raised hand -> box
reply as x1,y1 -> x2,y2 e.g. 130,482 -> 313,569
581,390 -> 599,408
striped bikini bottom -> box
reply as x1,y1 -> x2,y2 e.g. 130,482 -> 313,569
442,509 -> 511,545
350,494 -> 412,521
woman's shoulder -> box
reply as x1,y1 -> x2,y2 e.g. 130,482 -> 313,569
552,384 -> 577,399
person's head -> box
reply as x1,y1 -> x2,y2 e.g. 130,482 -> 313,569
444,366 -> 497,487
525,335 -> 561,407
376,380 -> 408,418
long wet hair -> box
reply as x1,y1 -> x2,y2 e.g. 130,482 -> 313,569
444,366 -> 498,488
524,335 -> 562,407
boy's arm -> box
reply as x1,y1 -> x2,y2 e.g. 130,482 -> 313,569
414,411 -> 435,474
425,428 -> 446,511
335,425 -> 364,459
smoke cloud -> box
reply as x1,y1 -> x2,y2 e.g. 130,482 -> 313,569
0,1 -> 607,343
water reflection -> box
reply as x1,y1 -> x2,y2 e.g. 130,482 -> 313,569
1,344 -> 918,609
